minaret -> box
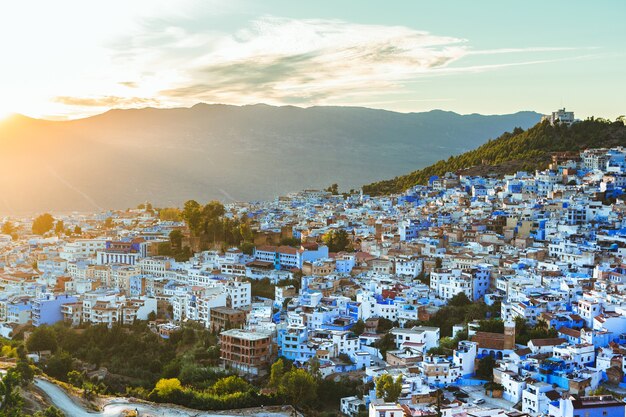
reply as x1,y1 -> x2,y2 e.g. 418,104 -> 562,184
504,319 -> 516,350
375,222 -> 382,241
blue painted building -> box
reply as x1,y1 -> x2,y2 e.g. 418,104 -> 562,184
7,300 -> 32,324
31,294 -> 78,326
278,325 -> 315,363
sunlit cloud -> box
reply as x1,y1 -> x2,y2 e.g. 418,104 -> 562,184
152,17 -> 468,106
54,96 -> 161,107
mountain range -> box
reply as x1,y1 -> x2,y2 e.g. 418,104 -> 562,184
0,104 -> 541,214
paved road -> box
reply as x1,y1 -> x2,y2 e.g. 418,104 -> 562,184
461,384 -> 516,410
35,378 -> 294,417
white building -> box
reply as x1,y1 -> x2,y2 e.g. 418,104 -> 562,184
453,340 -> 477,377
96,251 -> 141,265
542,108 -> 575,126
390,326 -> 439,351
60,239 -> 107,261
522,381 -> 556,415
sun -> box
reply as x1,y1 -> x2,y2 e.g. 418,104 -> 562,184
0,105 -> 14,121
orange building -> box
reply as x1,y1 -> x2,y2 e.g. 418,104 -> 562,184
220,329 -> 274,376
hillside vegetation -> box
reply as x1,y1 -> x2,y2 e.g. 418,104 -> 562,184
363,118 -> 626,195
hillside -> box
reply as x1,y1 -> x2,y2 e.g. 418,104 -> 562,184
0,104 -> 540,213
362,118 -> 626,195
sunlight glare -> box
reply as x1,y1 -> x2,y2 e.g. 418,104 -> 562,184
0,104 -> 14,121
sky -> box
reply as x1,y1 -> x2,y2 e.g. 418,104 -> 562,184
0,0 -> 624,120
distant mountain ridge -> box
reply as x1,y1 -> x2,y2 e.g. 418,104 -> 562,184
363,118 -> 626,195
0,104 -> 541,213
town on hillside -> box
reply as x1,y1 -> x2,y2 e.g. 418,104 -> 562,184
4,118 -> 626,417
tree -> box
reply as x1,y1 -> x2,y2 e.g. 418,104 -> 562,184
1,345 -> 17,358
211,375 -> 251,396
26,327 -> 58,353
54,220 -> 64,235
73,225 -> 82,235
32,213 -> 55,235
159,207 -> 182,221
351,319 -> 365,336
240,241 -> 255,255
67,370 -> 84,387
14,358 -> 34,386
202,201 -> 226,242
326,183 -> 339,195
476,355 -> 496,381
308,356 -> 322,379
180,200 -> 253,248
428,337 -> 457,355
323,229 -> 352,252
202,200 -> 225,220
44,351 -> 73,381
279,368 -> 318,408
0,367 -> 24,415
34,406 -> 65,417
416,270 -> 429,285
103,217 -> 114,229
448,292 -> 471,307
374,333 -> 396,357
182,200 -> 202,235
375,374 -> 402,402
478,319 -> 504,333
269,358 -> 285,388
376,318 -> 396,333
169,229 -> 184,251
1,221 -> 17,240
514,316 -> 558,345
154,378 -> 183,397
86,346 -> 103,368
82,380 -> 105,400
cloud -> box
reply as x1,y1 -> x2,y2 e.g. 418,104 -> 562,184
148,16 -> 470,105
426,53 -> 606,76
54,95 -> 160,107
467,47 -> 584,55
118,81 -> 139,88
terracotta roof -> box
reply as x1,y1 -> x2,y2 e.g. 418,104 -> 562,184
277,245 -> 298,255
471,331 -> 505,350
558,327 -> 581,338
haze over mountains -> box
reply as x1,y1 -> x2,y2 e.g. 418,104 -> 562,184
0,104 -> 541,214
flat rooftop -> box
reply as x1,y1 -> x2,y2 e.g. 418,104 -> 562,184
220,328 -> 272,341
